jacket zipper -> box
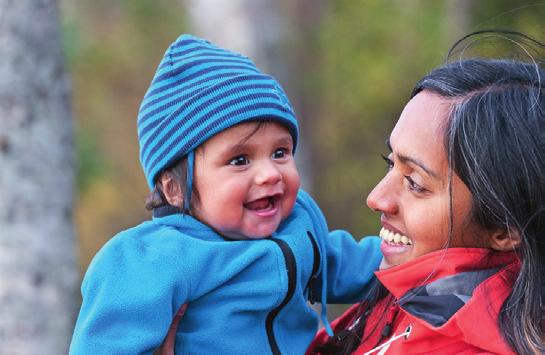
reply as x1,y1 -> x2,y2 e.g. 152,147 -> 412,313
305,231 -> 320,304
266,238 -> 297,355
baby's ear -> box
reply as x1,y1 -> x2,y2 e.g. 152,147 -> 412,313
489,228 -> 521,251
159,173 -> 184,208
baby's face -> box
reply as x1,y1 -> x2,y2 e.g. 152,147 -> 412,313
192,121 -> 300,240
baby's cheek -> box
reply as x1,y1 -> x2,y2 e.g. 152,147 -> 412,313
283,195 -> 297,218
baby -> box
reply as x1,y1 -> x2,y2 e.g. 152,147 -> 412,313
69,34 -> 382,355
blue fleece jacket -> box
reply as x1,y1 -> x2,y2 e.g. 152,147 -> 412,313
69,190 -> 382,354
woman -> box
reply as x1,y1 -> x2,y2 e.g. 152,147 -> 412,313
308,31 -> 545,354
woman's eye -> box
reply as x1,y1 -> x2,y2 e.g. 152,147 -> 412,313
404,175 -> 426,193
272,148 -> 289,159
229,155 -> 249,166
381,154 -> 394,171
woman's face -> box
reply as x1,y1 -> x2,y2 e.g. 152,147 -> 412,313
367,91 -> 490,269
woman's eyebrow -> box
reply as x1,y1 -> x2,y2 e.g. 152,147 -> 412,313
386,138 -> 440,179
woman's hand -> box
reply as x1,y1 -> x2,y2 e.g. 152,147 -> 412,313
153,304 -> 188,355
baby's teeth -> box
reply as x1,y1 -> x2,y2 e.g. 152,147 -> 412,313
400,236 -> 409,245
393,234 -> 401,243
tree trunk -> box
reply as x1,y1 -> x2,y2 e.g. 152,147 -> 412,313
0,0 -> 77,354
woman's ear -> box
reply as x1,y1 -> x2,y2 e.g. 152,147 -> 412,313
159,173 -> 184,208
489,229 -> 521,251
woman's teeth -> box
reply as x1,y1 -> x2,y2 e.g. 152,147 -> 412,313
379,227 -> 412,246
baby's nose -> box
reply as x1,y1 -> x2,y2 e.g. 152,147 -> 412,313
255,161 -> 282,185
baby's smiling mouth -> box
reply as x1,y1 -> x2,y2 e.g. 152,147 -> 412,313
379,227 -> 413,246
244,194 -> 281,211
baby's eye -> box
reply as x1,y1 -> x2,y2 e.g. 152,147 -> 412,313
272,148 -> 289,159
381,154 -> 394,171
229,155 -> 250,166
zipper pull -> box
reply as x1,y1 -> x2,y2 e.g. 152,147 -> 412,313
380,303 -> 399,338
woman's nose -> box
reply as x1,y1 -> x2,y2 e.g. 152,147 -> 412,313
255,161 -> 282,185
366,175 -> 399,215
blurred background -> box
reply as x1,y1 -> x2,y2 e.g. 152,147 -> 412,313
0,0 -> 543,353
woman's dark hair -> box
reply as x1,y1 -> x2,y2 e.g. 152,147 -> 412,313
412,30 -> 545,354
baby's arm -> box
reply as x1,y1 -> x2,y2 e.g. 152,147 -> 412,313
297,190 -> 382,303
318,230 -> 381,303
69,234 -> 188,355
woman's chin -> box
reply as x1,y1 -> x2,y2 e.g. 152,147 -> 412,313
380,240 -> 413,268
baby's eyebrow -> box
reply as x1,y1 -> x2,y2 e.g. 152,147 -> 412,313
275,136 -> 294,147
227,133 -> 293,155
225,142 -> 248,155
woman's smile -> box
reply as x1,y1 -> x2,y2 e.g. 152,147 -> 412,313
379,227 -> 412,246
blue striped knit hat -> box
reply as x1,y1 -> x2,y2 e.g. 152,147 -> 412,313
137,34 -> 299,193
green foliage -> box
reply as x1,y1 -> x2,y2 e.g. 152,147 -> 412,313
312,1 -> 449,236
312,0 -> 544,237
76,127 -> 109,193
61,0 -> 545,270
452,2 -> 545,60
61,0 -> 188,270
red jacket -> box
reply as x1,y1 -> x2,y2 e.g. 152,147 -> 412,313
309,248 -> 520,354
